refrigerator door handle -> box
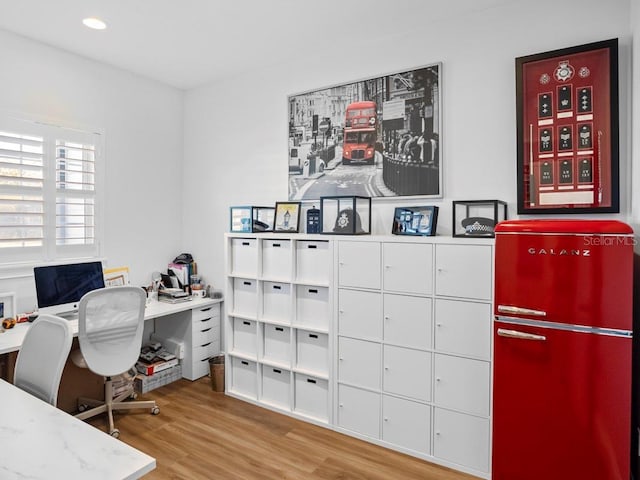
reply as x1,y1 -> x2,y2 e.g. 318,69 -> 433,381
497,305 -> 547,317
497,328 -> 547,341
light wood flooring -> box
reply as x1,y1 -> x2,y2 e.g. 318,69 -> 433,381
87,378 -> 481,480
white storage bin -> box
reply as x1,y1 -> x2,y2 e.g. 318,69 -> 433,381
262,281 -> 291,321
230,357 -> 257,398
231,238 -> 258,277
296,241 -> 330,284
232,318 -> 257,356
295,285 -> 329,330
261,366 -> 291,409
294,373 -> 329,421
262,239 -> 292,280
232,278 -> 257,317
296,330 -> 328,375
262,324 -> 291,364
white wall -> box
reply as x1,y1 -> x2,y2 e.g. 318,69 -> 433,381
184,0 -> 632,292
0,29 -> 185,312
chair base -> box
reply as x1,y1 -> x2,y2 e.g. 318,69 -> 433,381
75,378 -> 159,436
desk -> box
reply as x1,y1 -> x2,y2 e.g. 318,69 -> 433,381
0,378 -> 155,479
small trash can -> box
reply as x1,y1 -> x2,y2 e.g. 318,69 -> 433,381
209,355 -> 225,392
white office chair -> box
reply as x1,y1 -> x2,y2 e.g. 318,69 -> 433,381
13,314 -> 73,406
72,286 -> 159,438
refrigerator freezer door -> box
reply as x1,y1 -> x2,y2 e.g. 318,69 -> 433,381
492,320 -> 631,480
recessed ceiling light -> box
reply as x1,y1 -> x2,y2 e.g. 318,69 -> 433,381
82,17 -> 107,30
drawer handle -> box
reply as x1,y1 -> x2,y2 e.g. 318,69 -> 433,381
273,285 -> 282,290
309,334 -> 318,339
497,328 -> 547,341
241,360 -> 249,365
242,242 -> 250,246
497,305 -> 546,317
243,321 -> 251,326
306,378 -> 316,384
201,358 -> 209,362
201,328 -> 212,333
308,289 -> 318,294
273,243 -> 281,247
275,327 -> 284,332
201,317 -> 212,323
273,369 -> 282,374
243,281 -> 252,286
201,342 -> 212,347
200,307 -> 212,312
307,244 -> 317,249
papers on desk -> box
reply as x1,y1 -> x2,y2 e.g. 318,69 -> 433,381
158,288 -> 192,304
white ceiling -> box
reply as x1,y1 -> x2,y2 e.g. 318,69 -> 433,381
0,0 -> 514,90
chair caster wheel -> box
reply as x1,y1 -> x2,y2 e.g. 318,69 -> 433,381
151,406 -> 160,415
78,404 -> 88,413
129,392 -> 138,400
110,429 -> 120,439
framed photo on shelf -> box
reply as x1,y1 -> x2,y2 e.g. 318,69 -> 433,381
392,206 -> 439,236
515,38 -> 619,214
0,292 -> 16,320
274,202 -> 301,233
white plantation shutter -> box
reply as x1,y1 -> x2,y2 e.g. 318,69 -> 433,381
0,115 -> 102,264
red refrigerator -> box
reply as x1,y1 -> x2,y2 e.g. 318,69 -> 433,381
493,219 -> 634,480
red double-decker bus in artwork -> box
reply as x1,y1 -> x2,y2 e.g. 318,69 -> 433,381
342,101 -> 377,165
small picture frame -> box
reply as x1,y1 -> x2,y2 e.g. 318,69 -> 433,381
274,202 -> 301,233
392,206 -> 439,236
0,292 -> 17,319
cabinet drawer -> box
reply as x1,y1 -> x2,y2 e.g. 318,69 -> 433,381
338,241 -> 380,289
232,278 -> 257,317
262,324 -> 291,365
435,244 -> 492,300
433,408 -> 490,473
192,304 -> 220,322
232,318 -> 257,356
295,285 -> 330,330
231,238 -> 258,277
383,345 -> 431,402
261,366 -> 291,409
294,374 -> 328,422
262,281 -> 291,321
383,243 -> 433,295
338,384 -> 380,439
338,289 -> 382,341
296,241 -> 331,284
434,354 -> 490,416
338,337 -> 381,390
383,395 -> 430,454
262,239 -> 291,280
193,324 -> 218,346
189,356 -> 211,380
383,293 -> 432,350
296,330 -> 328,375
230,357 -> 257,398
435,299 -> 491,359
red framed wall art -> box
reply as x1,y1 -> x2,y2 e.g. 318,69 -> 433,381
516,39 -> 619,214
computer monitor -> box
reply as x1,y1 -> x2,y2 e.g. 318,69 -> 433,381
34,261 -> 105,317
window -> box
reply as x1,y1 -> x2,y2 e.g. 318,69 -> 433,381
0,115 -> 103,264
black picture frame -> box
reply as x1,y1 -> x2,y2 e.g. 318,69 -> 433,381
273,202 -> 301,233
515,38 -> 619,214
392,206 -> 438,236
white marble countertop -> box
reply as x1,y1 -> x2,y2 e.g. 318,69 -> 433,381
0,379 -> 155,479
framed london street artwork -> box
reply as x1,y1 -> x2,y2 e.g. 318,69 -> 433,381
287,63 -> 442,201
515,39 -> 619,214
274,202 -> 301,233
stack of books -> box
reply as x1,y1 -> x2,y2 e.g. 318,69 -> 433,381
136,342 -> 179,376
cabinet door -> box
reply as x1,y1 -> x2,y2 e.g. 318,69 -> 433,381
384,293 -> 432,350
383,395 -> 430,454
338,241 -> 381,289
338,337 -> 381,390
338,289 -> 382,341
435,244 -> 492,300
383,243 -> 433,295
383,345 -> 431,401
433,408 -> 490,473
434,354 -> 490,416
338,384 -> 380,439
434,299 -> 491,359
